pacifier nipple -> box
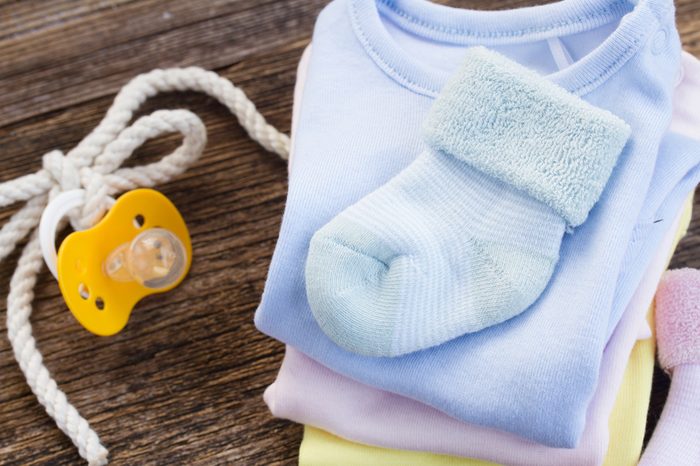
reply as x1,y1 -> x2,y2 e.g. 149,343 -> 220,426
104,228 -> 187,289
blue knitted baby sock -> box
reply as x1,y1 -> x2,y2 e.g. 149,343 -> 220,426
305,47 -> 630,357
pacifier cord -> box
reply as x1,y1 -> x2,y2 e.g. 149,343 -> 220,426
0,67 -> 291,465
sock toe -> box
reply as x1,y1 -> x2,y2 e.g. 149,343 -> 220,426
306,230 -> 404,356
306,215 -> 560,357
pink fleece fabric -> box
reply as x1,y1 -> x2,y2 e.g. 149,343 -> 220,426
263,48 -> 699,465
639,268 -> 700,466
655,268 -> 700,371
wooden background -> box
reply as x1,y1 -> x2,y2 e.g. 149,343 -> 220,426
0,0 -> 698,464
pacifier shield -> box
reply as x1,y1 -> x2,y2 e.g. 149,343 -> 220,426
57,189 -> 192,336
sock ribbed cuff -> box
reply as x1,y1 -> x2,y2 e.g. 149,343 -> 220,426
423,47 -> 631,227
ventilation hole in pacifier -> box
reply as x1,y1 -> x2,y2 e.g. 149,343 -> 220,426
78,283 -> 90,300
95,297 -> 105,311
133,214 -> 145,228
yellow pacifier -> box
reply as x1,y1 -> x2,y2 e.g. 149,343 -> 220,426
39,189 -> 192,336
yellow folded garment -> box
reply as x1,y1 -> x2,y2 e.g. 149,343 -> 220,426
300,426 -> 497,466
604,312 -> 655,466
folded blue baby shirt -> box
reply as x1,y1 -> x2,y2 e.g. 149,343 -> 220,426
255,0 -> 700,447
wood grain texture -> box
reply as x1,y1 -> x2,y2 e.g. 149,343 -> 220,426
0,1 -> 698,464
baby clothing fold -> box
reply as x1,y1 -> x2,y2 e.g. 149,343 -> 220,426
268,199 -> 692,465
297,312 -> 656,466
264,41 -> 699,466
256,0 -> 700,446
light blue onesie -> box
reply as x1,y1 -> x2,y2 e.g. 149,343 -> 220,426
255,0 -> 700,447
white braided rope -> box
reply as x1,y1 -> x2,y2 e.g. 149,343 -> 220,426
1,67 -> 290,465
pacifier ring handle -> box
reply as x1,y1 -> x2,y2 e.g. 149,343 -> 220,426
39,190 -> 115,280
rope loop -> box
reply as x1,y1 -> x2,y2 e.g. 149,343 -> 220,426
1,67 -> 290,465
42,150 -> 81,194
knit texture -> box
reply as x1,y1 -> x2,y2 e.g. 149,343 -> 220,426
296,324 -> 655,466
267,195 -> 688,465
639,365 -> 700,466
655,268 -> 700,372
647,266 -> 700,466
268,46 -> 693,465
306,153 -> 565,356
424,47 -> 631,227
306,48 -> 628,357
641,254 -> 700,466
255,0 -> 697,447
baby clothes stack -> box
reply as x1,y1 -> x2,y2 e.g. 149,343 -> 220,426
256,0 -> 700,464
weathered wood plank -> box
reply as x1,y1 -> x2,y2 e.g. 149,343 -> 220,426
0,0 -> 136,41
0,0 -> 698,464
0,0 -> 325,127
